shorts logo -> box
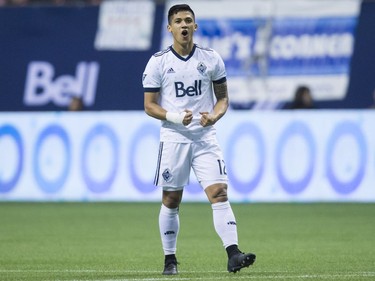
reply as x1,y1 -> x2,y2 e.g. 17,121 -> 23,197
197,62 -> 207,75
162,168 -> 173,182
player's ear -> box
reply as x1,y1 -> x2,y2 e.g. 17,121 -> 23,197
194,23 -> 198,31
167,24 -> 172,33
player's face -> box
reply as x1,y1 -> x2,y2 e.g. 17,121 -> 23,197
168,11 -> 197,46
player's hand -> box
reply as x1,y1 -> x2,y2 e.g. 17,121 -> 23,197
199,112 -> 216,127
182,109 -> 193,126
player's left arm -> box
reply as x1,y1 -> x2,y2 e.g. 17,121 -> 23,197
199,80 -> 229,127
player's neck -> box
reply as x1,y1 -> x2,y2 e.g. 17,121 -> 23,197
173,41 -> 194,57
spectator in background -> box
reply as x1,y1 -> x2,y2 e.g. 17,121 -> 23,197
68,96 -> 84,111
284,85 -> 317,109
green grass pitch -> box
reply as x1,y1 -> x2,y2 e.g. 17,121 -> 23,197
0,202 -> 374,281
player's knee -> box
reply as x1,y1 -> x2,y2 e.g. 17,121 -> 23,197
163,199 -> 180,209
162,191 -> 182,208
206,183 -> 228,203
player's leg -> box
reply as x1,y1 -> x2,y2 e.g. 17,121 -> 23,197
205,184 -> 256,273
192,140 -> 256,273
154,142 -> 191,275
205,183 -> 238,248
159,190 -> 183,275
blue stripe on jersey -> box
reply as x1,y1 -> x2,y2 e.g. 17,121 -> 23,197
144,87 -> 160,92
154,142 -> 164,186
195,44 -> 214,52
213,77 -> 227,84
154,47 -> 171,57
154,44 -> 214,61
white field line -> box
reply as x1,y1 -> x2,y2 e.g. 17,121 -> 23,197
0,269 -> 286,273
60,272 -> 375,281
0,269 -> 375,280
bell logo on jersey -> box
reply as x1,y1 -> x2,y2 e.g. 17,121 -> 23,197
23,61 -> 99,107
175,80 -> 202,97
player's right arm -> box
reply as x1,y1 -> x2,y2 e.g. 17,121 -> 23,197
143,54 -> 192,125
144,91 -> 166,120
144,91 -> 193,125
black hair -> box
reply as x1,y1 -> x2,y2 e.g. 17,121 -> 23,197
168,4 -> 195,24
291,85 -> 315,109
294,85 -> 311,102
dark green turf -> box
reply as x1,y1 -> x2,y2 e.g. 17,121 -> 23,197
0,202 -> 374,280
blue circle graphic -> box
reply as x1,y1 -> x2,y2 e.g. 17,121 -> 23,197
226,122 -> 265,194
81,124 -> 119,193
276,121 -> 316,194
0,125 -> 23,193
129,123 -> 159,193
325,121 -> 366,194
33,124 -> 71,193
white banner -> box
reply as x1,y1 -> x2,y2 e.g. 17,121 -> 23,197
95,0 -> 155,50
1,110 -> 374,202
163,0 -> 361,108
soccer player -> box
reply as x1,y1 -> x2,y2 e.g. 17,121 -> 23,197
142,4 -> 256,275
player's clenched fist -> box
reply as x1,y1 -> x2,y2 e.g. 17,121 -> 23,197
199,111 -> 216,127
182,109 -> 193,126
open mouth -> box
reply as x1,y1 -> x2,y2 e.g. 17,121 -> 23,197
182,30 -> 188,36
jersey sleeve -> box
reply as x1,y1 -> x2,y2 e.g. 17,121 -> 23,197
142,55 -> 161,92
212,50 -> 227,84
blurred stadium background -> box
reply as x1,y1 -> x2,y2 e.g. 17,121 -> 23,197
0,0 -> 375,202
1,2 -> 375,281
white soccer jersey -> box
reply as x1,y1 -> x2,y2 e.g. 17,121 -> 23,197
143,44 -> 227,143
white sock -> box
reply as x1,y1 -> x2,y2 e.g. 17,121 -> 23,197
212,201 -> 238,248
159,204 -> 179,255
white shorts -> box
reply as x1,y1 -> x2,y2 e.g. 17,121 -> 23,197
154,139 -> 228,191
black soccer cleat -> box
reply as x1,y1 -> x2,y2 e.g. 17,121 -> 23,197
162,260 -> 178,275
227,252 -> 256,273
